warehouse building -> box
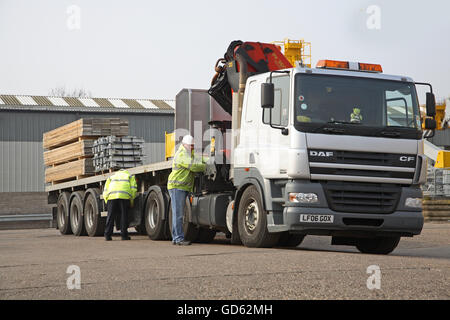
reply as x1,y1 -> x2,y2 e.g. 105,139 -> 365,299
0,94 -> 174,220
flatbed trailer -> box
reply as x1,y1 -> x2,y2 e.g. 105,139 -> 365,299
47,160 -> 176,239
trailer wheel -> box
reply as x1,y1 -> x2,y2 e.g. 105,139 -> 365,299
355,236 -> 400,255
57,192 -> 72,235
277,232 -> 305,247
238,185 -> 280,248
84,189 -> 105,237
168,197 -> 199,242
70,191 -> 86,236
195,228 -> 216,243
145,191 -> 167,240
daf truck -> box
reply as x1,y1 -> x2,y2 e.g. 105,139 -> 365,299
47,42 -> 438,254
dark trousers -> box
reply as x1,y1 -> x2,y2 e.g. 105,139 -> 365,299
104,199 -> 130,238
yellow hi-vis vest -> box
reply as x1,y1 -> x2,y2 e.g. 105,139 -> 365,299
167,145 -> 206,192
103,170 -> 137,205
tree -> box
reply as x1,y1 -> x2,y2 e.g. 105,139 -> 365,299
49,87 -> 92,98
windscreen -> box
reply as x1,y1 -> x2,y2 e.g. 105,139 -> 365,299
294,73 -> 421,139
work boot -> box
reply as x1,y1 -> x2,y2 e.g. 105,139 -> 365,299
176,240 -> 191,246
121,236 -> 131,241
105,236 -> 112,241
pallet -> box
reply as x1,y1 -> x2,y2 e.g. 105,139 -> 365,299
51,175 -> 93,185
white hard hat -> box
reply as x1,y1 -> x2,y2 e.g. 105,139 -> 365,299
182,135 -> 194,145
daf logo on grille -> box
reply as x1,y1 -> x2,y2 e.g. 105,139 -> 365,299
310,151 -> 334,157
400,156 -> 415,162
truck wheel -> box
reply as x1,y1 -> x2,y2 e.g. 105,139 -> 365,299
195,228 -> 216,243
70,191 -> 86,236
355,237 -> 400,255
145,191 -> 167,240
57,192 -> 71,235
277,232 -> 305,247
84,189 -> 105,237
168,197 -> 199,242
238,185 -> 280,248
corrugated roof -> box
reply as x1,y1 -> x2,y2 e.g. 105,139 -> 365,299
0,94 -> 175,111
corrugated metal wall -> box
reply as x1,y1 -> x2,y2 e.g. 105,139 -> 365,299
429,129 -> 450,148
0,110 -> 174,192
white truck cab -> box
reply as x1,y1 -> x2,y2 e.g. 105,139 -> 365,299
231,60 -> 431,252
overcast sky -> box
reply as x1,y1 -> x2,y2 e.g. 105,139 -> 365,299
1,0 -> 449,103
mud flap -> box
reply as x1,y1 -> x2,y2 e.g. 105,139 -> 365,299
114,194 -> 144,230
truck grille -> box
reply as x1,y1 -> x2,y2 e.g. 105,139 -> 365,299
309,150 -> 417,167
321,181 -> 402,214
308,149 -> 416,183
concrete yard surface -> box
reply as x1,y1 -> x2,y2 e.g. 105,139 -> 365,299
0,223 -> 449,300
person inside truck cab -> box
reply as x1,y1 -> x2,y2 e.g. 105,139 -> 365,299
350,107 -> 363,123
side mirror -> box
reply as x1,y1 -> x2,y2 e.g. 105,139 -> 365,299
261,83 -> 274,109
424,118 -> 436,130
426,92 -> 436,117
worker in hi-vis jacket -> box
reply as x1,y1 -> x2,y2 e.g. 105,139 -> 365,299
103,169 -> 137,241
167,135 -> 207,245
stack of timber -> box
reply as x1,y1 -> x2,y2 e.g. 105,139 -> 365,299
43,119 -> 129,184
422,197 -> 450,222
93,136 -> 144,172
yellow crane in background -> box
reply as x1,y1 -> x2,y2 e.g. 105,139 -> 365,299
421,99 -> 448,131
272,39 -> 312,68
421,97 -> 450,169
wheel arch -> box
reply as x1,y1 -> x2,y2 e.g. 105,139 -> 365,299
234,178 -> 267,218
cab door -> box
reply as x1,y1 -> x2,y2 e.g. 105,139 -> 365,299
258,74 -> 291,178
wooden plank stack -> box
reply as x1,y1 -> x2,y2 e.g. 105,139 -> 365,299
422,197 -> 450,222
43,118 -> 128,150
43,118 -> 129,184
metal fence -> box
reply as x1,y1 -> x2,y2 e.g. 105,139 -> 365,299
422,166 -> 450,197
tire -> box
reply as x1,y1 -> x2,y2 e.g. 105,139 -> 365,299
168,197 -> 199,242
277,232 -> 305,247
57,192 -> 71,235
237,185 -> 280,248
84,189 -> 105,237
195,228 -> 216,243
145,191 -> 167,240
355,237 -> 401,255
70,191 -> 86,236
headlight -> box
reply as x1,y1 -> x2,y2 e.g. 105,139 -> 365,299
289,193 -> 318,203
405,197 -> 422,208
